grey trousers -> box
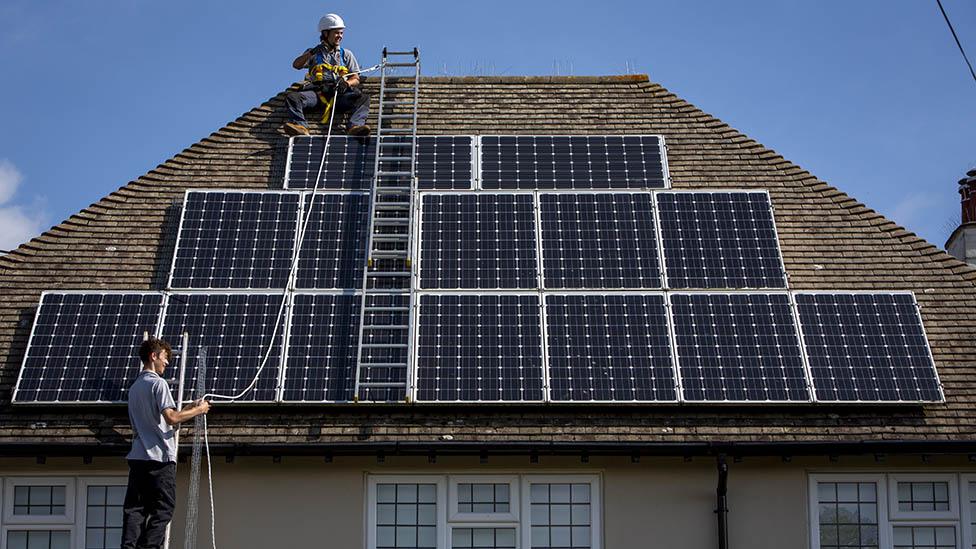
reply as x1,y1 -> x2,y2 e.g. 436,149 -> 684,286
285,88 -> 370,128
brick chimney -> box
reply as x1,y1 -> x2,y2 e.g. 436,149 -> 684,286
946,168 -> 976,266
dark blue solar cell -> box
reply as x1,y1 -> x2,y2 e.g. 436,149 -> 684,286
671,293 -> 809,402
416,294 -> 544,401
480,135 -> 666,189
796,293 -> 942,402
286,136 -> 376,190
169,191 -> 300,289
540,193 -> 662,289
160,293 -> 284,402
281,293 -> 360,402
15,292 -> 164,403
657,192 -> 787,289
546,294 -> 676,401
416,136 -> 473,190
420,194 -> 538,289
295,193 -> 370,289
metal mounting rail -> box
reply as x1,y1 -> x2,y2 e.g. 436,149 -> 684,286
353,46 -> 420,402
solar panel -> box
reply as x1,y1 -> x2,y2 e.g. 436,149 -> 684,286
295,193 -> 369,289
540,193 -> 662,289
480,135 -> 667,189
795,293 -> 943,402
545,294 -> 676,401
670,293 -> 810,402
169,191 -> 300,289
285,136 -> 375,190
657,191 -> 787,289
160,293 -> 284,402
14,292 -> 163,403
419,194 -> 538,289
416,294 -> 544,402
417,136 -> 473,190
281,293 -> 360,402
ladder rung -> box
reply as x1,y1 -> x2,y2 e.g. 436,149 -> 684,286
358,382 -> 408,388
367,272 -> 410,277
363,324 -> 410,329
374,219 -> 409,225
377,171 -> 412,176
384,88 -> 416,93
365,307 -> 410,312
381,128 -> 414,133
386,62 -> 418,67
381,114 -> 414,120
378,141 -> 413,147
374,202 -> 410,208
360,343 -> 409,348
372,235 -> 409,241
379,156 -> 413,162
382,101 -> 415,107
357,364 -> 409,369
371,253 -> 409,259
375,189 -> 411,194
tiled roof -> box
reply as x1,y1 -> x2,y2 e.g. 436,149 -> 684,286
2,75 -> 975,454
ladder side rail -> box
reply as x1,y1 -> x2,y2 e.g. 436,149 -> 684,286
353,50 -> 391,400
404,51 -> 421,401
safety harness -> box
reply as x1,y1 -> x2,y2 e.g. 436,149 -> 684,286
308,46 -> 349,123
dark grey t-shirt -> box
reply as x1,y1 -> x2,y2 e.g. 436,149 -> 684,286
126,370 -> 177,462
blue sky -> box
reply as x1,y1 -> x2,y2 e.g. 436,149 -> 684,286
0,0 -> 973,251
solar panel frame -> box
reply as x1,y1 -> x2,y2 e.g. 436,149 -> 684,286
415,136 -> 476,190
159,291 -> 287,403
283,135 -> 377,190
655,190 -> 789,290
792,290 -> 945,404
537,191 -> 663,290
417,192 -> 540,290
542,291 -> 678,403
476,135 -> 671,190
669,291 -> 813,404
294,191 -> 371,289
412,292 -> 546,403
167,190 -> 303,290
13,291 -> 166,404
278,290 -> 362,403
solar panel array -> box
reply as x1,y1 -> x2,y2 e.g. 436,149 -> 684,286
14,133 -> 944,405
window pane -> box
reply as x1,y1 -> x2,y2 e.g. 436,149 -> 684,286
8,532 -> 28,549
51,532 -> 70,549
550,526 -> 571,547
530,484 -> 549,503
550,484 -> 571,503
88,486 -> 106,506
378,484 -> 397,503
472,528 -> 493,547
377,526 -> 396,547
572,484 -> 590,503
816,481 -> 878,549
86,529 -> 104,549
458,484 -> 473,503
496,529 -> 516,548
531,527 -> 549,547
398,485 -> 418,503
397,504 -> 418,526
418,485 -> 436,504
453,529 -> 472,548
496,484 -> 510,503
107,487 -> 126,506
893,526 -> 956,549
377,504 -> 396,525
376,483 -> 437,549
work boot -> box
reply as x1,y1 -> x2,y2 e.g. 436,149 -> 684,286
283,122 -> 310,136
347,124 -> 371,137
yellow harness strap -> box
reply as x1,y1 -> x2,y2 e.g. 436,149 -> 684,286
309,63 -> 350,124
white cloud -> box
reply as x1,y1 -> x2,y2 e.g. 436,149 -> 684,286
0,160 -> 47,251
0,159 -> 22,204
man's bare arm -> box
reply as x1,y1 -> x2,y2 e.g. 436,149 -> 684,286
162,399 -> 211,425
293,49 -> 314,70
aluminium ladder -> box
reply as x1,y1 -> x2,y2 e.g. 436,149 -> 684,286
353,47 -> 420,402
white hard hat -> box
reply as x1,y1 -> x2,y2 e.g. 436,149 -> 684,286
318,13 -> 345,32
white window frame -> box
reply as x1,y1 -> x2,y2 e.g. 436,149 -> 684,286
957,474 -> 976,549
2,478 -> 75,525
521,474 -> 602,549
889,474 -> 960,522
448,475 -> 519,523
366,474 -> 449,549
77,477 -> 127,549
808,473 -> 890,549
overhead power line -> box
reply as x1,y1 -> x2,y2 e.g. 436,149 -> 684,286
936,0 -> 976,86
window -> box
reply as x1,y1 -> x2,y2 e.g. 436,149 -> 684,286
815,481 -> 880,549
812,474 -> 972,549
5,530 -> 71,549
1,476 -> 125,549
368,474 -> 601,549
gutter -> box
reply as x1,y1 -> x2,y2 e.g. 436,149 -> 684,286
2,439 -> 976,458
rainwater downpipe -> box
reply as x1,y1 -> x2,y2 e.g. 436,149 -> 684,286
716,454 -> 729,549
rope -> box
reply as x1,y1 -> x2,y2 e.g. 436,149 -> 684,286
192,70 -> 351,547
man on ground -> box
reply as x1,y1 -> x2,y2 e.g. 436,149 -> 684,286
121,337 -> 210,549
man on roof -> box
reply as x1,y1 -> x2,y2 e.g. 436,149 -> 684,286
283,13 -> 371,137
122,338 -> 210,549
